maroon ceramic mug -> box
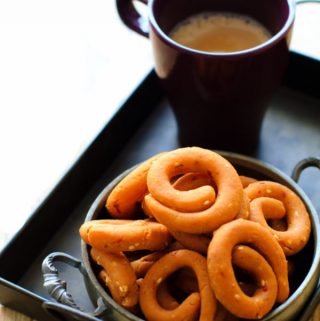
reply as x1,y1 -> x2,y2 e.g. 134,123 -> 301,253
116,0 -> 296,153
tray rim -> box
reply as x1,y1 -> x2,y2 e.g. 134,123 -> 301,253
0,50 -> 319,320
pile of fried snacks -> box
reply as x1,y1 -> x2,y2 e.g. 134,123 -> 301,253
80,147 -> 311,321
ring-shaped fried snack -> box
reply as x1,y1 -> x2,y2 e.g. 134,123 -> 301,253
245,181 -> 311,255
131,251 -> 165,279
171,170 -> 247,221
249,196 -> 286,233
169,172 -> 216,254
173,172 -> 215,192
169,231 -> 211,255
91,248 -> 138,309
80,219 -> 133,244
106,153 -> 165,218
140,249 -> 217,321
145,147 -> 243,233
81,219 -> 171,252
239,175 -> 257,188
157,280 -> 180,310
232,245 -> 278,319
131,242 -> 183,278
142,171 -> 216,219
148,150 -> 218,212
207,219 -> 289,316
236,193 -> 250,219
215,303 -> 239,321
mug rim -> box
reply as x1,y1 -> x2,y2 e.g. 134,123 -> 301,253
148,0 -> 296,58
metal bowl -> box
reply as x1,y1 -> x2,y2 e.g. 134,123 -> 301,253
42,151 -> 320,321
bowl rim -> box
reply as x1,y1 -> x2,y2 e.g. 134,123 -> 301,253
81,151 -> 320,321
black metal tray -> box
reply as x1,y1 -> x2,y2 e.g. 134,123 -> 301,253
0,51 -> 320,321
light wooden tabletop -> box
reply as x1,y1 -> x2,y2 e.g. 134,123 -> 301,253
0,0 -> 320,321
0,305 -> 36,321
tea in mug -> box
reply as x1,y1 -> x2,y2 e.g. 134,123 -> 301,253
169,12 -> 272,53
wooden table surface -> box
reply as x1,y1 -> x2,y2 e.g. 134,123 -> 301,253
0,0 -> 320,321
0,305 -> 37,321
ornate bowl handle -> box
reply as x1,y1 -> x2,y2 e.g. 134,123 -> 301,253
42,252 -> 109,320
291,157 -> 320,182
291,157 -> 320,321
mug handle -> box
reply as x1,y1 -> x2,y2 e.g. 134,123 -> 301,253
116,0 -> 149,37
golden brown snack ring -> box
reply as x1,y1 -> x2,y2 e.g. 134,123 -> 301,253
231,245 -> 277,319
249,196 -> 286,231
173,172 -> 215,192
131,251 -> 165,279
239,175 -> 257,188
142,171 -> 215,219
207,219 -> 289,319
148,150 -> 217,212
140,249 -> 217,321
215,303 -> 239,321
142,172 -> 213,218
157,280 -> 180,310
173,173 -> 248,220
99,270 -> 139,315
139,276 -> 183,312
173,171 -> 248,220
169,231 -> 211,255
236,178 -> 254,220
91,248 -> 138,309
80,219 -> 133,244
145,147 -> 243,233
171,172 -> 249,222
106,153 -> 164,218
245,181 -> 311,255
236,193 -> 250,219
130,242 -> 183,278
81,219 -> 171,252
168,172 -> 215,254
